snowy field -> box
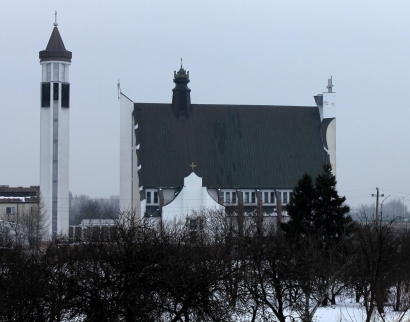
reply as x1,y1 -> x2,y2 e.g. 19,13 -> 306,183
232,298 -> 410,322
303,301 -> 409,322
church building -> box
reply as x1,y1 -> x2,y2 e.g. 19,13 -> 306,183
119,65 -> 336,220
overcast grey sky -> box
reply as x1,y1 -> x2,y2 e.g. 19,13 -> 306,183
1,1 -> 410,207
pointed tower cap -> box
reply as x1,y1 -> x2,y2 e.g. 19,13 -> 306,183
39,13 -> 72,63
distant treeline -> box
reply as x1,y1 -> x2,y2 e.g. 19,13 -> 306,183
69,193 -> 119,225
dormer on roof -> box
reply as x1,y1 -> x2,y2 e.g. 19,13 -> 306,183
39,12 -> 72,63
172,59 -> 191,119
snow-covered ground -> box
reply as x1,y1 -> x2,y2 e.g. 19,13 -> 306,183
312,301 -> 410,322
233,298 -> 410,322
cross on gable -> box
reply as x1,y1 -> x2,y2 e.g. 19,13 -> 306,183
189,162 -> 197,171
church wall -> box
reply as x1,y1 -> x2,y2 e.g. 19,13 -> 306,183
132,122 -> 140,218
162,173 -> 223,221
207,189 -> 219,203
326,119 -> 336,175
140,198 -> 146,217
322,93 -> 336,119
162,189 -> 177,205
120,94 -> 138,213
322,92 -> 336,176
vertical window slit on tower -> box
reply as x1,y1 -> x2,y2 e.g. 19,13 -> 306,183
53,83 -> 59,101
41,83 -> 50,107
62,83 -> 70,107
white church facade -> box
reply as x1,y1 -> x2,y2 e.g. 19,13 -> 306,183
119,65 -> 336,220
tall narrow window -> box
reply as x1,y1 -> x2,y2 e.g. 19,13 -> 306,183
232,192 -> 236,203
225,192 -> 230,203
270,192 -> 275,204
41,83 -> 50,107
46,64 -> 51,82
245,192 -> 249,203
62,84 -> 70,107
251,192 -> 256,203
283,192 -> 288,204
277,191 -> 282,203
154,191 -> 158,203
53,83 -> 59,100
60,64 -> 65,82
264,192 -> 269,203
146,191 -> 151,204
53,63 -> 59,81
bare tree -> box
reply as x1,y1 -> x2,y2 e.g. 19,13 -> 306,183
350,213 -> 397,322
285,230 -> 352,322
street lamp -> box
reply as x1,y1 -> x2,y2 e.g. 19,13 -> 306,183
401,196 -> 410,218
379,195 -> 390,221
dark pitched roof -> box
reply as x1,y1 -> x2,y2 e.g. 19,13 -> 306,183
134,103 -> 327,189
39,27 -> 72,62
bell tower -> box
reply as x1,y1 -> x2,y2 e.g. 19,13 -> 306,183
39,12 -> 72,238
172,59 -> 191,118
315,76 -> 336,175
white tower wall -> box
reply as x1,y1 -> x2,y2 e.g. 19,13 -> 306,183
40,61 -> 70,238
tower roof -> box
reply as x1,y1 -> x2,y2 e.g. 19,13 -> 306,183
39,26 -> 72,63
172,61 -> 191,118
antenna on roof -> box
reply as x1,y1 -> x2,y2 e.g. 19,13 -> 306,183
54,11 -> 58,27
181,57 -> 183,68
117,79 -> 121,100
326,76 -> 334,93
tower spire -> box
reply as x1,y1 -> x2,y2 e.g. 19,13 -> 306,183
39,12 -> 72,63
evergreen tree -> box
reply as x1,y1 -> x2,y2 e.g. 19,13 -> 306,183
281,164 -> 352,243
312,163 -> 352,244
281,173 -> 315,239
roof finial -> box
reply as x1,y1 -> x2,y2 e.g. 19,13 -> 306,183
180,57 -> 183,68
54,11 -> 58,27
326,76 -> 334,93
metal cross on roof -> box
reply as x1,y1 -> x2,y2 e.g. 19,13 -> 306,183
326,76 -> 334,93
189,162 -> 197,171
54,11 -> 58,27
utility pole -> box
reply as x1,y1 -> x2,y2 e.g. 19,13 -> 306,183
371,188 -> 384,221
